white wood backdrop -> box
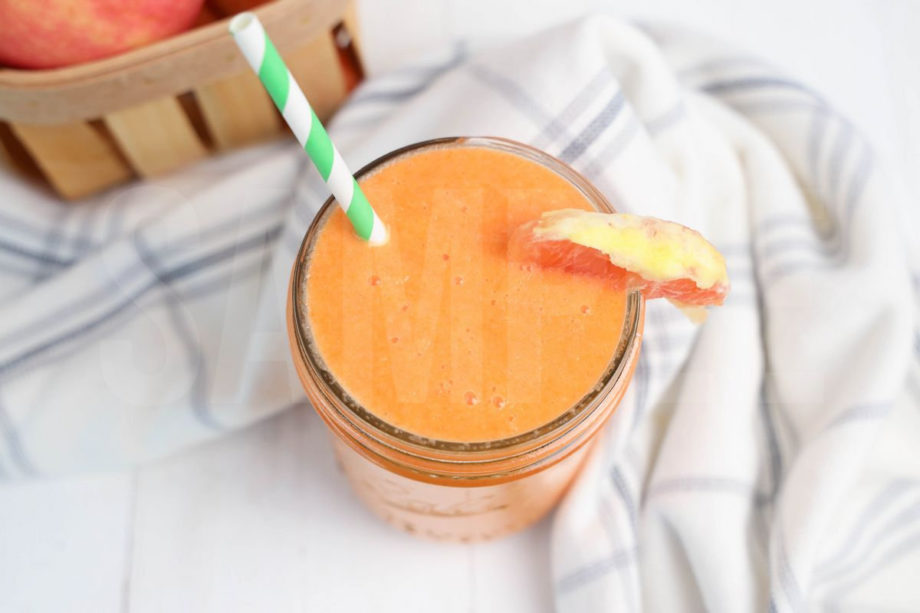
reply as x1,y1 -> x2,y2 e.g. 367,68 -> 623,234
1,0 -> 917,611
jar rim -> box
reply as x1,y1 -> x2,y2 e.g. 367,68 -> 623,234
290,136 -> 644,462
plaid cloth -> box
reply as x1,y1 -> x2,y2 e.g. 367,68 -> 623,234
0,16 -> 918,612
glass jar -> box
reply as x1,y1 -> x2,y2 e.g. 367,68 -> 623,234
287,137 -> 644,542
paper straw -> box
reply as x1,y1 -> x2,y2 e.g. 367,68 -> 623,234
229,13 -> 388,245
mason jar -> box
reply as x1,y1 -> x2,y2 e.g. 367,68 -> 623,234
287,137 -> 644,542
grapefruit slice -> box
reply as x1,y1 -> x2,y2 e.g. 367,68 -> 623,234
510,209 -> 730,314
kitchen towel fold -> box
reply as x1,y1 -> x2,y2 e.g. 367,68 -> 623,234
0,16 -> 917,612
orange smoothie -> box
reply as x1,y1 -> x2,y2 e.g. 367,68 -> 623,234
304,145 -> 627,442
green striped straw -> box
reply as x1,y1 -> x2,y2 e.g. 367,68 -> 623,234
229,13 -> 388,245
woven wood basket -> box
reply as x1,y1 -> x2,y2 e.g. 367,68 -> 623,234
0,0 -> 363,200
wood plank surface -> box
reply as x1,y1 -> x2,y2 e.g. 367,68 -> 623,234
104,97 -> 208,177
10,121 -> 133,199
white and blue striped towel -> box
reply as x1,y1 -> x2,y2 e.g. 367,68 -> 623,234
0,16 -> 918,612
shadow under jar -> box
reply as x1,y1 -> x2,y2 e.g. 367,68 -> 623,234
287,137 -> 644,542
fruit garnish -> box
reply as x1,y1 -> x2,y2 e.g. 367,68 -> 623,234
509,209 -> 729,318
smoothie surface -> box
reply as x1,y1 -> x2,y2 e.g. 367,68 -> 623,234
304,146 -> 627,442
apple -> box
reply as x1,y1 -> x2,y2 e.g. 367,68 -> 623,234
0,0 -> 206,69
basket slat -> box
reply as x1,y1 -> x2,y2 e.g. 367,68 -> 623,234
194,71 -> 281,150
104,97 -> 208,177
286,32 -> 347,122
0,123 -> 44,182
9,121 -> 133,199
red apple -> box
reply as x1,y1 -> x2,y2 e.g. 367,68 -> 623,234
0,0 -> 206,69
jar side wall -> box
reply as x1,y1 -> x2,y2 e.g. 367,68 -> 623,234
333,434 -> 596,542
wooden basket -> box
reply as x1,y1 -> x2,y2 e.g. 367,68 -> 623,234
0,0 -> 363,200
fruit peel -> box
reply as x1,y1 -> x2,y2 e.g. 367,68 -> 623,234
531,209 -> 728,291
512,209 -> 730,313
